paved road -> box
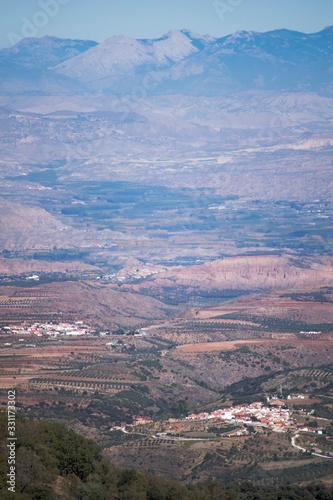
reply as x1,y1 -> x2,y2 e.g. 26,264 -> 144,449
0,345 -> 23,354
153,434 -> 209,441
291,434 -> 332,459
291,434 -> 306,453
312,452 -> 333,459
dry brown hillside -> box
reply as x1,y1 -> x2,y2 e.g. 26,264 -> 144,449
130,254 -> 333,292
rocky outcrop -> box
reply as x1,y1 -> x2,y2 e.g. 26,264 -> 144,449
132,254 -> 333,292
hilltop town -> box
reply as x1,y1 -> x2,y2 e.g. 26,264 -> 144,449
185,401 -> 324,436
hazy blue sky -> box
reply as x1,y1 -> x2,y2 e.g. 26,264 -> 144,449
1,0 -> 332,48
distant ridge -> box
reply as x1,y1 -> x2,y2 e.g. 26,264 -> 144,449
0,27 -> 331,95
0,35 -> 98,69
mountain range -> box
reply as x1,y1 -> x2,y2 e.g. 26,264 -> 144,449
0,27 -> 332,95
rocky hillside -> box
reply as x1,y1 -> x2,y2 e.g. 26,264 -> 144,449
129,255 -> 333,294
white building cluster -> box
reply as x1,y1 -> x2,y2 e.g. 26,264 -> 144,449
4,321 -> 91,336
186,402 -> 295,432
115,268 -> 159,283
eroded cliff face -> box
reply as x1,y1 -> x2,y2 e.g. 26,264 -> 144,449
130,255 -> 333,293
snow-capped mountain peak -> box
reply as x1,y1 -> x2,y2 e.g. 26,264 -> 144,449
145,29 -> 200,64
53,29 -> 213,81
